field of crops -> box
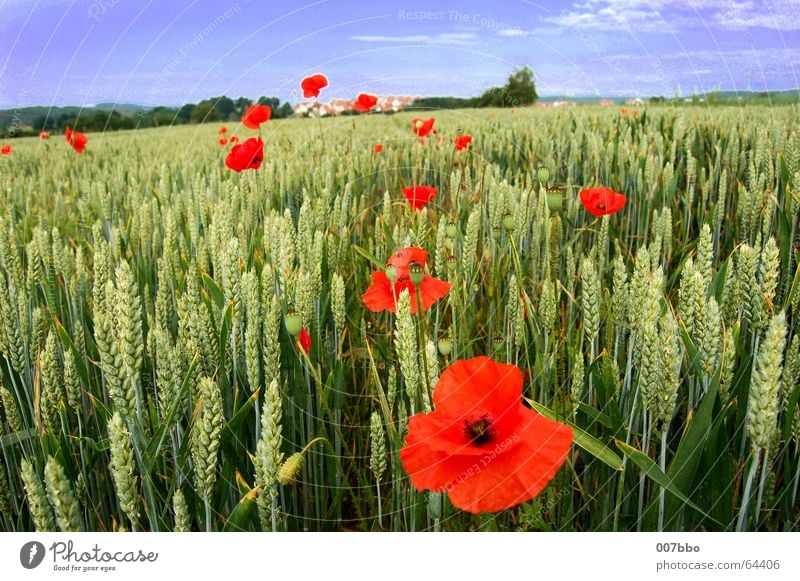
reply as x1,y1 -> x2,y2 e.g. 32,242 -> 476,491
0,105 -> 799,532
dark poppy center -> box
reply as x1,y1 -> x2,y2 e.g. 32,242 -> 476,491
464,414 -> 495,447
596,202 -> 606,209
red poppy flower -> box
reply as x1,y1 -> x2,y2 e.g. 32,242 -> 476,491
400,356 -> 573,513
579,186 -> 627,217
454,135 -> 472,151
412,118 -> 435,138
39,131 -> 49,140
218,126 -> 228,135
0,145 -> 11,155
242,104 -> 271,130
620,108 -> 628,115
362,247 -> 450,314
402,186 -> 437,211
65,127 -> 88,154
354,92 -> 378,112
632,110 -> 638,117
298,326 -> 312,355
230,136 -> 239,144
218,138 -> 229,146
225,137 -> 264,172
301,73 -> 328,99
373,143 -> 383,153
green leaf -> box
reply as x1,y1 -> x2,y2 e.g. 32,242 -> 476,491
221,387 -> 260,445
615,439 -> 722,526
644,357 -> 723,529
678,322 -> 705,376
525,398 -> 623,471
223,480 -> 258,532
1,428 -> 36,450
353,244 -> 384,269
200,271 -> 225,310
142,356 -> 198,473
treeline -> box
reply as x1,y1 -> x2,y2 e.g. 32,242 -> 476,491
414,67 -> 538,111
3,95 -> 295,138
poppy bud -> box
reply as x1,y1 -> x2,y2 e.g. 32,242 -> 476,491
444,238 -> 454,252
409,262 -> 424,286
438,335 -> 453,356
502,212 -> 514,231
446,255 -> 458,272
546,192 -> 564,212
385,264 -> 398,283
492,226 -> 502,240
446,222 -> 458,238
538,166 -> 550,185
492,334 -> 504,352
278,453 -> 303,485
285,311 -> 302,337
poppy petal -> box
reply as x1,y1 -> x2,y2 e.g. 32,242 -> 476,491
418,276 -> 451,311
445,408 -> 572,513
432,357 -> 523,428
361,271 -> 398,313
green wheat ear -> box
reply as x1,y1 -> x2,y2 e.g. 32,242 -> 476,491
0,457 -> 12,516
173,488 -> 191,532
394,290 -> 420,410
255,378 -> 283,531
191,376 -> 223,503
20,459 -> 56,531
370,411 -> 387,482
580,256 -> 599,345
44,456 -> 83,532
107,412 -> 140,530
40,329 -> 63,434
747,311 -> 787,450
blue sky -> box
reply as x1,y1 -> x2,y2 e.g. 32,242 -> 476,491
1,0 -> 798,107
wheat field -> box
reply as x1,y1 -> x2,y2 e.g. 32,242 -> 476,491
0,105 -> 799,532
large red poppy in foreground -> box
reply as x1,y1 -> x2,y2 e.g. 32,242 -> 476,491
242,104 -> 271,129
301,73 -> 329,99
65,127 -> 88,153
400,356 -> 573,513
362,247 -> 450,314
225,137 -> 264,172
0,145 -> 11,155
402,185 -> 437,211
578,186 -> 626,217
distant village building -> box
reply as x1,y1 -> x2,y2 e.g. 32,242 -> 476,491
293,95 -> 420,117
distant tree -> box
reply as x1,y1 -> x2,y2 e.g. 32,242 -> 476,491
503,66 -> 538,105
234,97 -> 252,117
276,103 -> 294,118
212,96 -> 236,120
473,66 -> 538,108
177,104 -> 195,123
32,115 -> 57,131
191,101 -> 219,123
149,106 -> 179,127
414,96 -> 474,110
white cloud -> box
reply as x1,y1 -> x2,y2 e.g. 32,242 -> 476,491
350,33 -> 477,45
540,0 -> 800,32
541,0 -> 670,32
497,27 -> 529,37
